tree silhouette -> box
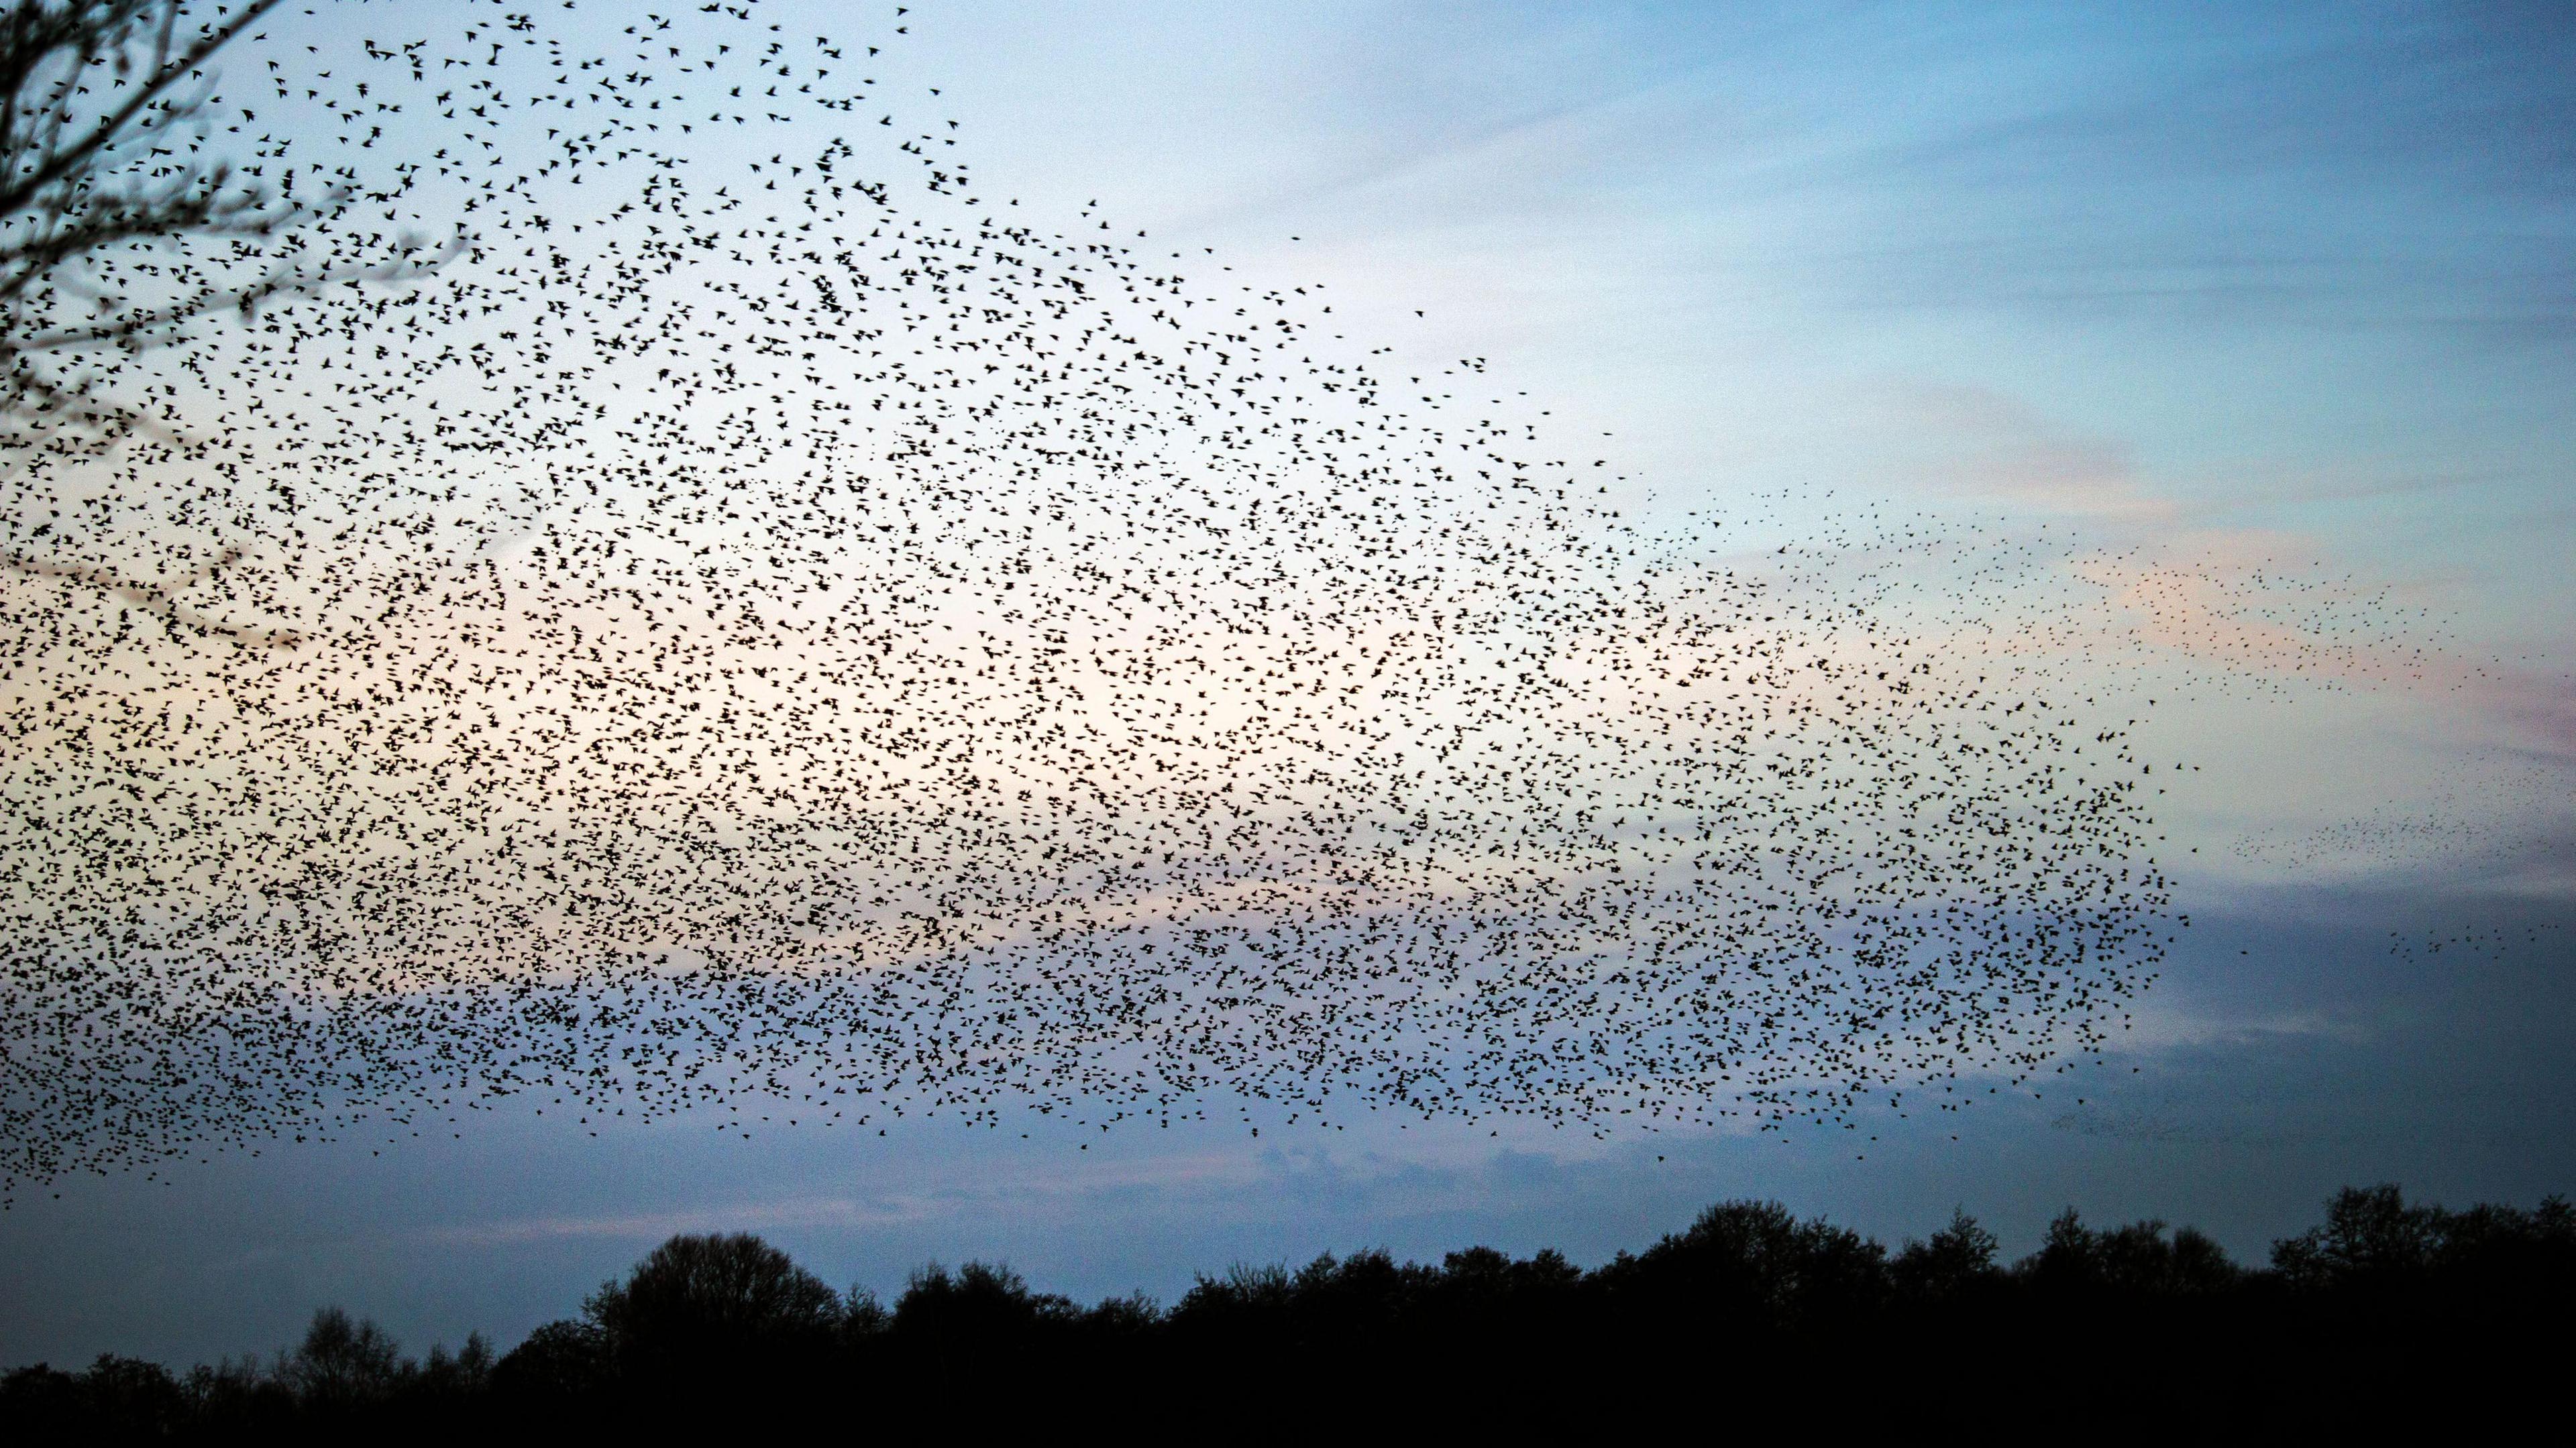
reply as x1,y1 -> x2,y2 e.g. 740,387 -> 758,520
2271,1183 -> 2443,1287
581,1231 -> 843,1378
415,1333 -> 493,1401
890,1260 -> 1077,1343
9,1188 -> 2575,1433
1891,1207 -> 2004,1301
490,1320 -> 606,1401
276,1306 -> 404,1410
1599,1199 -> 1890,1333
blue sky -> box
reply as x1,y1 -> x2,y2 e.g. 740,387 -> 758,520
2,0 -> 2571,1365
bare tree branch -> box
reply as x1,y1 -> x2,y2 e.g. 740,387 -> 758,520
0,0 -> 277,219
0,541 -> 303,644
0,1 -> 460,645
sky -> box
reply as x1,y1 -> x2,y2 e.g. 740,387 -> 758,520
2,0 -> 2572,1367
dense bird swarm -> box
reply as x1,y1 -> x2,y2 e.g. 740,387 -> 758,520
1,1 -> 2192,1200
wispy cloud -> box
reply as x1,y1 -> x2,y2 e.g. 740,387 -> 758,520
1878,382 -> 2178,521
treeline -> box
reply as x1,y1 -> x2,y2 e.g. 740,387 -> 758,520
7,1184 -> 2570,1433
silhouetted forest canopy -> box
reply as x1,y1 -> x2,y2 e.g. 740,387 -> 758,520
7,1184 -> 2571,1433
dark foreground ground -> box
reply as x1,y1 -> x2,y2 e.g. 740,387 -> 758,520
7,1183 -> 2569,1435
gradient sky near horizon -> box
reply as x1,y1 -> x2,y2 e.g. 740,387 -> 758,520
3,0 -> 2573,1367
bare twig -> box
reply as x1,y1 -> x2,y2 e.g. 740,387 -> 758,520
0,2 -> 460,640
0,542 -> 304,645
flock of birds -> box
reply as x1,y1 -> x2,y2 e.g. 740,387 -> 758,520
2385,923 -> 2565,968
2235,749 -> 2574,881
0,1 -> 2222,1199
